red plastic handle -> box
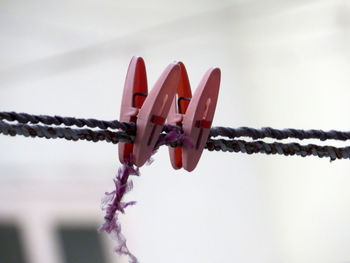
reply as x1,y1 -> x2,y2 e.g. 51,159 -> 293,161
182,68 -> 221,172
132,62 -> 180,167
118,56 -> 148,164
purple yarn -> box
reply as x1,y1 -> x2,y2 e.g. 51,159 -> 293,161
99,160 -> 140,263
156,124 -> 194,148
99,126 -> 193,262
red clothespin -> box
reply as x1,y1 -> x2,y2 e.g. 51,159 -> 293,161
118,56 -> 180,167
167,63 -> 221,172
167,62 -> 192,169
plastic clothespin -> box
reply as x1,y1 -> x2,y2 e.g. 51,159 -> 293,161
118,56 -> 180,167
167,63 -> 221,172
167,62 -> 192,169
118,57 -> 148,164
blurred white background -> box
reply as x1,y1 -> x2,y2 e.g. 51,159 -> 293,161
1,0 -> 350,262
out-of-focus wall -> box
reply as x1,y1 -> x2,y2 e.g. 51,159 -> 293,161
1,0 -> 350,262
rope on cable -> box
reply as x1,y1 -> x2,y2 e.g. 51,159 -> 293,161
1,111 -> 350,161
0,119 -> 132,144
2,111 -> 350,141
0,111 -> 135,132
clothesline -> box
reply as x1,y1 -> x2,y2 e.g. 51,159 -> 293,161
1,111 -> 350,160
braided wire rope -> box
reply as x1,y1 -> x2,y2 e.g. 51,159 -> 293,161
0,111 -> 134,132
2,111 -> 350,142
1,112 -> 350,161
206,139 -> 350,160
0,120 -> 133,144
209,126 -> 350,141
0,120 -> 186,147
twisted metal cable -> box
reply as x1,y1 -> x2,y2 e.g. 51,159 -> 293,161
206,139 -> 350,161
2,111 -> 350,142
0,120 -> 133,144
209,126 -> 350,141
0,111 -> 135,132
1,119 -> 349,161
0,120 -> 185,147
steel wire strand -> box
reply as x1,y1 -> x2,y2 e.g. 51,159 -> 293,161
0,120 -> 184,147
209,126 -> 350,141
0,120 -> 133,144
2,111 -> 350,142
1,119 -> 349,161
0,111 -> 134,132
206,139 -> 350,161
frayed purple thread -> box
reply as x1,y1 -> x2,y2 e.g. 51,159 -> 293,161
148,124 -> 194,164
99,126 -> 193,263
99,159 -> 140,263
158,124 -> 194,148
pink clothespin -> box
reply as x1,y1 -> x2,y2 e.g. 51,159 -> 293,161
118,56 -> 180,167
167,62 -> 192,169
167,63 -> 221,172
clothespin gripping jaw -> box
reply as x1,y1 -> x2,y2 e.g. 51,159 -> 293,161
132,62 -> 181,167
182,67 -> 221,172
167,62 -> 192,169
118,56 -> 148,164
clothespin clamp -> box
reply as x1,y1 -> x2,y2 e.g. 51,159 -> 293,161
167,63 -> 221,172
167,62 -> 192,169
118,56 -> 180,167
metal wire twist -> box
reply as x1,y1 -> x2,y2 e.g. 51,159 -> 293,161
0,120 -> 133,144
1,119 -> 350,161
2,111 -> 350,142
0,111 -> 134,132
2,111 -> 350,161
206,139 -> 350,161
209,126 -> 350,141
0,120 -> 185,147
